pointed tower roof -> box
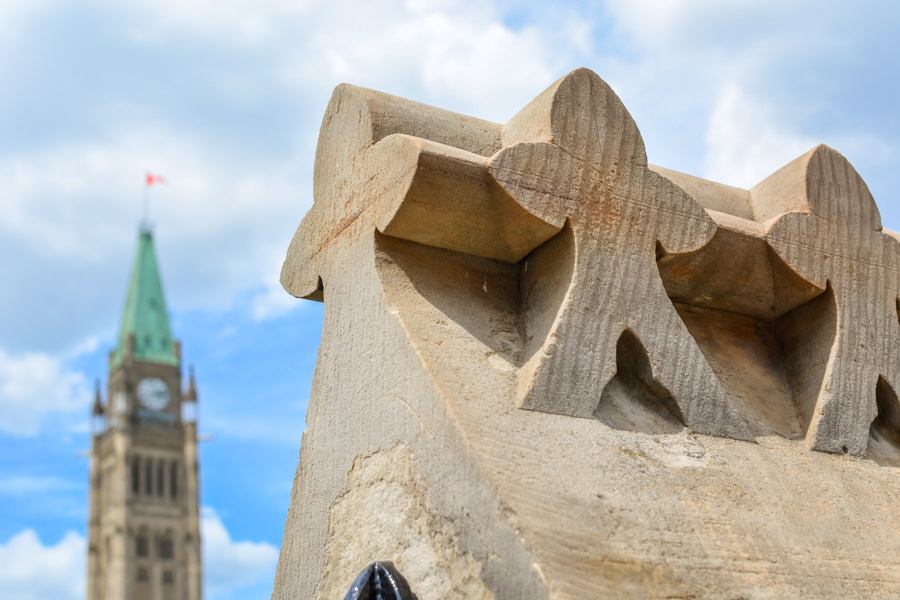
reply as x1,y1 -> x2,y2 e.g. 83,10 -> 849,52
111,226 -> 179,368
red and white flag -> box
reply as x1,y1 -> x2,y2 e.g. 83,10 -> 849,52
146,173 -> 166,186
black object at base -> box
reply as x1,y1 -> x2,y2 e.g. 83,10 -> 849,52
343,561 -> 418,600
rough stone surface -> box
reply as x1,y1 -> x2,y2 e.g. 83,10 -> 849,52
273,68 -> 900,599
318,444 -> 493,600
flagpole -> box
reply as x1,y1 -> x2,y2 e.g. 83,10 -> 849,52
142,181 -> 150,230
143,173 -> 166,230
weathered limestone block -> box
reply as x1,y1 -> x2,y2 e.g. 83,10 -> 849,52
274,68 -> 900,599
276,80 -> 545,600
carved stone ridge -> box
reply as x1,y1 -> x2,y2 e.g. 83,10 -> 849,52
282,68 -> 900,457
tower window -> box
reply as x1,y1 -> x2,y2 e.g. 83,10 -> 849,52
136,534 -> 149,558
162,570 -> 174,585
158,536 -> 174,560
156,461 -> 165,497
145,458 -> 153,496
136,567 -> 149,582
131,457 -> 140,494
170,461 -> 178,500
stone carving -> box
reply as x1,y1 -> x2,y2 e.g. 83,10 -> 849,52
757,146 -> 900,455
274,68 -> 900,599
488,69 -> 750,441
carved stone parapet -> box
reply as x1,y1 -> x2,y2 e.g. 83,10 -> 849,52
274,68 -> 900,599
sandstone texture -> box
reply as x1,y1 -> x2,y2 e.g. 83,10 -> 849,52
273,68 -> 900,599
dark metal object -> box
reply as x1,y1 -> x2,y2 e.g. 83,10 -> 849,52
343,561 -> 417,600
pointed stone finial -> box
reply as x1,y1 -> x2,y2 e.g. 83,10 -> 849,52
92,379 -> 104,416
186,366 -> 197,402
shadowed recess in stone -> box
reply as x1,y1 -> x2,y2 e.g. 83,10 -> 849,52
375,232 -> 523,364
518,224 -> 574,365
374,224 -> 574,368
595,329 -> 685,434
657,218 -> 822,321
868,376 -> 900,467
668,280 -> 835,439
344,562 -> 418,600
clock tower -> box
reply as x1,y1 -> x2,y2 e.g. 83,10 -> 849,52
87,225 -> 202,600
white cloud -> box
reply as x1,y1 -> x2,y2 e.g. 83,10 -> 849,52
0,0 -> 587,356
110,0 -> 575,122
0,126 -> 304,263
296,3 -> 560,120
203,507 -> 279,598
0,349 -> 90,436
0,514 -> 278,600
0,529 -> 85,600
251,280 -> 299,322
604,0 -> 781,50
249,248 -> 306,322
0,125 -> 307,352
701,82 -> 895,195
702,81 -> 815,188
123,0 -> 312,46
0,0 -> 53,43
598,0 -> 900,202
0,516 -> 279,599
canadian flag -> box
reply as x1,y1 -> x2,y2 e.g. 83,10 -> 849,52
146,173 -> 166,186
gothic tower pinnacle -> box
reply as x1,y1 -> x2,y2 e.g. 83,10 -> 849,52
112,225 -> 179,369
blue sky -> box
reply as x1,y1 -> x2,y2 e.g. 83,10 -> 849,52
1,1 -> 899,598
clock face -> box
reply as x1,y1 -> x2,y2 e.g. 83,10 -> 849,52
137,378 -> 169,411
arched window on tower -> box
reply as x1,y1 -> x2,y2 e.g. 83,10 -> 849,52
136,528 -> 149,558
156,461 -> 165,498
158,530 -> 174,560
170,461 -> 178,501
131,456 -> 140,495
145,458 -> 153,496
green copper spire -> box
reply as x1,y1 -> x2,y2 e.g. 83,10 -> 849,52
111,226 -> 179,368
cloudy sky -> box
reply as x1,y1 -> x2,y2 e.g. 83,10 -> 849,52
1,1 -> 899,598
